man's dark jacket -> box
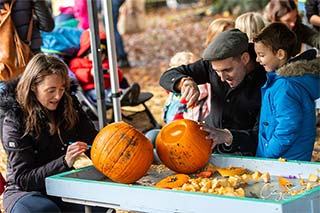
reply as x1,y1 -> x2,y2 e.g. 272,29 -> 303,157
160,48 -> 266,156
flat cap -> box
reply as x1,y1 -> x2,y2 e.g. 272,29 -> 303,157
202,29 -> 249,61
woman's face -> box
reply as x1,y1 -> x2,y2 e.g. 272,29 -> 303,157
34,74 -> 66,111
279,9 -> 297,30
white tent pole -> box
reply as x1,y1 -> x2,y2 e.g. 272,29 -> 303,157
87,0 -> 107,129
102,0 -> 122,122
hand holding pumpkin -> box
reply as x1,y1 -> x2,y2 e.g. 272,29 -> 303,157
64,141 -> 89,168
200,122 -> 233,149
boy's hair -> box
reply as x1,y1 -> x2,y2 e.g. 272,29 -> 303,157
253,22 -> 297,58
235,12 -> 266,42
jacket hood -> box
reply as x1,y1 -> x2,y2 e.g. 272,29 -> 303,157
0,79 -> 22,120
276,57 -> 320,101
277,57 -> 319,77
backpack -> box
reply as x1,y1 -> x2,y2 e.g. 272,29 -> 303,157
0,0 -> 33,81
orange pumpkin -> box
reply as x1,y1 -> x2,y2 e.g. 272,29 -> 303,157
91,121 -> 154,184
156,119 -> 212,174
216,167 -> 247,177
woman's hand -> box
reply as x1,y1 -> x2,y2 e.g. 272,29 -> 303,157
200,122 -> 233,149
64,141 -> 89,168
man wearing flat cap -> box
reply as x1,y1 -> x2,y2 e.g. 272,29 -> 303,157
159,29 -> 266,156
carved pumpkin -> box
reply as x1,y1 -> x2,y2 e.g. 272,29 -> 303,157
156,119 -> 212,174
91,121 -> 154,184
155,174 -> 190,189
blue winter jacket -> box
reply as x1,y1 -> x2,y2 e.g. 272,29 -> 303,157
256,56 -> 320,161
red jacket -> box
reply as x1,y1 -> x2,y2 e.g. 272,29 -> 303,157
69,57 -> 124,91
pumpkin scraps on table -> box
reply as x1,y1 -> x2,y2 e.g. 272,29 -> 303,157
153,163 -> 320,199
155,174 -> 190,189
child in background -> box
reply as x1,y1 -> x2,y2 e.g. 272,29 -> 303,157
253,22 -> 319,161
163,52 -> 210,123
235,12 -> 266,42
205,18 -> 235,46
69,30 -> 137,104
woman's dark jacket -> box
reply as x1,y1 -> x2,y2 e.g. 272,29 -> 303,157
0,0 -> 54,52
160,46 -> 266,156
293,21 -> 320,55
305,0 -> 320,31
0,80 -> 98,212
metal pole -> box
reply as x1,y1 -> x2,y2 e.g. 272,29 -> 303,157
84,205 -> 92,213
102,0 -> 122,122
87,0 -> 107,129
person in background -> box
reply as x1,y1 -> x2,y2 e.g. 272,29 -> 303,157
205,18 -> 235,46
305,0 -> 320,31
235,12 -> 266,42
0,0 -> 54,92
112,0 -> 130,68
163,51 -> 211,123
0,0 -> 54,54
253,22 -> 319,161
264,0 -> 320,55
159,29 -> 266,156
0,54 -> 114,212
73,0 -> 89,30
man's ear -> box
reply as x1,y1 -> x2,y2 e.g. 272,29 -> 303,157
276,49 -> 287,61
241,52 -> 250,65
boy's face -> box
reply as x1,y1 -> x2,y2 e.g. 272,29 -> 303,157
254,42 -> 283,72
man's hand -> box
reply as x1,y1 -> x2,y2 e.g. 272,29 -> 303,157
179,77 -> 200,108
200,122 -> 233,149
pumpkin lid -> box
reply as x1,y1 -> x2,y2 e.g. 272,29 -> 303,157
155,174 -> 190,189
216,167 -> 247,177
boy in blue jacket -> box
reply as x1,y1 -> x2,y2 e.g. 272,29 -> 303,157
253,22 -> 320,161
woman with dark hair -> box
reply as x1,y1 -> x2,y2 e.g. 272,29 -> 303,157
264,0 -> 320,55
0,54 -> 113,212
